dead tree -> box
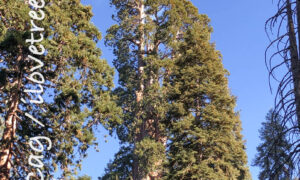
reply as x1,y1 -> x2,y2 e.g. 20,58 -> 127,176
265,0 -> 300,177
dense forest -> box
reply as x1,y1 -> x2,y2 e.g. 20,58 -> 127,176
0,0 -> 299,180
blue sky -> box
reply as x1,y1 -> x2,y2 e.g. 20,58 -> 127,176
76,1 -> 279,179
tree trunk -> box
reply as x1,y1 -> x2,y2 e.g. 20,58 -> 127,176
295,0 -> 300,131
133,1 -> 166,179
0,55 -> 22,180
0,84 -> 20,179
287,0 -> 300,130
133,0 -> 146,179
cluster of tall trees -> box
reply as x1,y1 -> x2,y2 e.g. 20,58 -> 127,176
4,0 -> 300,180
0,0 -> 251,179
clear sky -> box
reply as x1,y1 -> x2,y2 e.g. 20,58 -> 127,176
76,1 -> 279,179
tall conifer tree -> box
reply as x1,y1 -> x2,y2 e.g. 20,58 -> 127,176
103,0 -> 172,178
165,18 -> 251,180
101,0 -> 250,179
0,0 -> 120,179
253,110 -> 294,180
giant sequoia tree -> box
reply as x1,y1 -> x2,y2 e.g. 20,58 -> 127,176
102,0 -> 176,178
0,0 -> 120,179
265,0 -> 300,176
101,0 -> 250,179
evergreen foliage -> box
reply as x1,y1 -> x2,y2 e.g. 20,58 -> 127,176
76,175 -> 92,180
253,110 -> 294,180
101,0 -> 250,179
0,0 -> 121,178
164,13 -> 251,180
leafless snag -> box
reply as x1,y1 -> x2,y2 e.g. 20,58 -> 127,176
265,0 -> 300,177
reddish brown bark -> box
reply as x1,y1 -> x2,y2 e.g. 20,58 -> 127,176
0,87 -> 19,180
0,55 -> 22,180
